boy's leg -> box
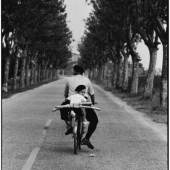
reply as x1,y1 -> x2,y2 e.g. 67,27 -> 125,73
60,100 -> 70,121
65,114 -> 73,135
59,100 -> 73,135
65,108 -> 81,135
81,108 -> 87,123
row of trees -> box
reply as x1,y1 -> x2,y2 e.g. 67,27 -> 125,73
78,0 -> 167,107
2,0 -> 72,92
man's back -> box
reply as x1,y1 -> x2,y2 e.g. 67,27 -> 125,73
64,75 -> 94,98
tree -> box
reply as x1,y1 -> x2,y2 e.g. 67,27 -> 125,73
147,0 -> 168,107
134,0 -> 168,104
2,0 -> 72,91
121,45 -> 130,91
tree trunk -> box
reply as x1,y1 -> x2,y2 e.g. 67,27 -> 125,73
116,58 -> 123,89
51,69 -> 54,80
127,24 -> 140,95
42,68 -> 45,81
30,63 -> 34,85
93,68 -> 96,80
44,62 -> 48,81
102,65 -> 105,80
2,57 -> 10,92
53,69 -> 55,80
35,64 -> 39,83
160,44 -> 167,107
130,59 -> 139,95
49,69 -> 52,80
144,47 -> 158,98
54,69 -> 57,79
122,55 -> 129,91
51,69 -> 53,80
46,68 -> 49,81
91,69 -> 94,79
25,59 -> 30,87
42,67 -> 45,81
97,66 -> 102,81
33,64 -> 37,84
20,56 -> 26,89
37,65 -> 41,83
94,68 -> 97,79
52,69 -> 54,80
13,57 -> 19,90
100,66 -> 104,81
40,66 -> 43,82
48,69 -> 51,81
112,62 -> 118,88
88,69 -> 91,79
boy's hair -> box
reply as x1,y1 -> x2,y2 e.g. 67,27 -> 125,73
73,65 -> 84,74
75,85 -> 86,93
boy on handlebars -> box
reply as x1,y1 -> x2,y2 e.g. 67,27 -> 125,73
63,85 -> 89,135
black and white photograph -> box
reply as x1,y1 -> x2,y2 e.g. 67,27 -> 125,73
2,0 -> 168,169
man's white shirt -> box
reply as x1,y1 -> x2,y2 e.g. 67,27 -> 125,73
64,75 -> 94,98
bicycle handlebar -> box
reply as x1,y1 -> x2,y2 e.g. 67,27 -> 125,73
52,103 -> 101,112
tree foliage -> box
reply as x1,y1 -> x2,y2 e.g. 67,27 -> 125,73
2,0 -> 72,71
80,0 -> 167,100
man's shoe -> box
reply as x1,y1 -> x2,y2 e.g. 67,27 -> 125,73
65,127 -> 73,135
81,138 -> 94,149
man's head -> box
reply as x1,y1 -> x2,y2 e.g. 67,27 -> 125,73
73,65 -> 84,75
75,85 -> 86,96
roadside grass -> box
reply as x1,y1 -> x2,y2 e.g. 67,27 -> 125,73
111,89 -> 167,124
97,82 -> 167,125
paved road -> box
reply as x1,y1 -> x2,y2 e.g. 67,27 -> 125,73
2,77 -> 167,170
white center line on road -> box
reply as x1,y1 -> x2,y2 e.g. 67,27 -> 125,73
44,119 -> 52,129
21,147 -> 40,170
22,119 -> 53,170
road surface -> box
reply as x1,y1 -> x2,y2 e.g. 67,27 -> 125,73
2,77 -> 167,170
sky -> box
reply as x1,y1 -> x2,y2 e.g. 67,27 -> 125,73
65,0 -> 92,53
136,41 -> 163,71
64,0 -> 163,70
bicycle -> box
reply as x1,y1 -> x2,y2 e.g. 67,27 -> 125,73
52,102 -> 101,154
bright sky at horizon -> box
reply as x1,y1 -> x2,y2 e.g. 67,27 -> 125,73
64,0 -> 163,70
137,41 -> 163,70
65,0 -> 92,53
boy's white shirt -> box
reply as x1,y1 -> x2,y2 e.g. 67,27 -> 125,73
67,94 -> 87,104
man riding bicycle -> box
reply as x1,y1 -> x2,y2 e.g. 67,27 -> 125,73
61,65 -> 98,149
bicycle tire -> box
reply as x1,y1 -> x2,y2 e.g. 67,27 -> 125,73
73,133 -> 77,154
77,119 -> 83,150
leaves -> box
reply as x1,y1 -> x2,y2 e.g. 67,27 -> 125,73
2,0 -> 72,69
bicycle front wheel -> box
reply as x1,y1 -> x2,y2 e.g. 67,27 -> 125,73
77,119 -> 83,150
73,125 -> 78,154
